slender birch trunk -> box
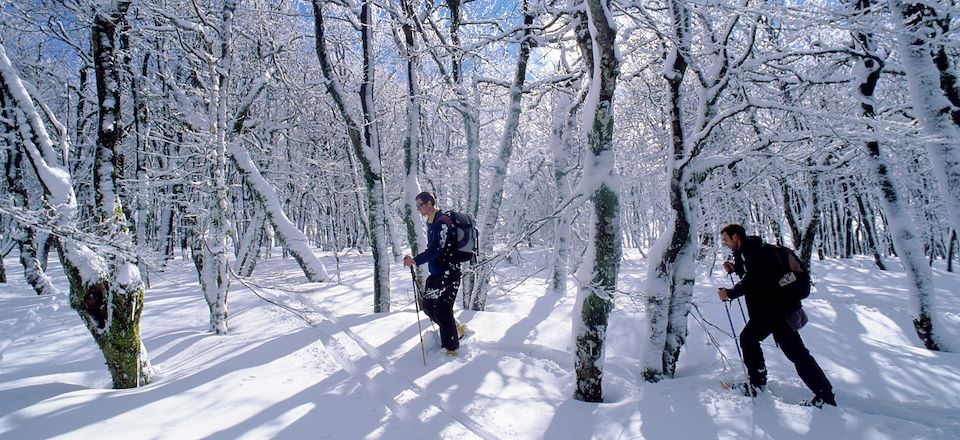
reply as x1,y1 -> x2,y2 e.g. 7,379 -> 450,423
200,0 -> 238,335
397,0 -> 426,286
235,209 -> 266,277
469,1 -> 535,311
313,0 -> 390,312
549,77 -> 581,295
853,185 -> 887,270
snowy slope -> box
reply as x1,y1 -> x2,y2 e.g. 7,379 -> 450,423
1,250 -> 958,439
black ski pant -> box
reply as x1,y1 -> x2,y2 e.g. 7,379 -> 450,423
740,314 -> 833,398
420,269 -> 461,351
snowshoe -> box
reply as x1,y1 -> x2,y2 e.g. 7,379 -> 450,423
799,393 -> 837,408
721,381 -> 765,397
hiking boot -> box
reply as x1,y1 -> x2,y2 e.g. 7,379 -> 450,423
445,349 -> 458,356
456,321 -> 466,339
802,393 -> 837,408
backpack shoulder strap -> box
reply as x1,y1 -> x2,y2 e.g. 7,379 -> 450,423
763,244 -> 794,275
436,211 -> 454,225
785,248 -> 805,273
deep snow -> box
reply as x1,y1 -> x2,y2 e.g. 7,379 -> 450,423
1,249 -> 958,439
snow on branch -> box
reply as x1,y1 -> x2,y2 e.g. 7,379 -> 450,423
0,44 -> 76,215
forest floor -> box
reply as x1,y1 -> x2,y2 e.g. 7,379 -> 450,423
1,249 -> 959,439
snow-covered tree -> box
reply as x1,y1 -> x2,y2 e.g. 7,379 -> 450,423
849,0 -> 947,351
1,103 -> 58,296
1,40 -> 152,388
638,0 -> 761,380
393,0 -> 427,269
469,0 -> 537,311
889,0 -> 960,240
571,0 -> 621,403
313,0 -> 392,312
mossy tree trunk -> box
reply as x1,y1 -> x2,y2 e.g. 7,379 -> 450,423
572,0 -> 621,403
87,1 -> 153,385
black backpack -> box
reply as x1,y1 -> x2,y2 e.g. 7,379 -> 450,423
764,244 -> 811,301
445,210 -> 478,263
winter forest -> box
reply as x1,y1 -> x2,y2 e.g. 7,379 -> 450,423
2,0 -> 960,437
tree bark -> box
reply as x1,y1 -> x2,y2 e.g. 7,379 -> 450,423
314,0 -> 391,312
398,0 -> 426,275
572,0 -> 620,403
548,76 -> 582,295
890,0 -> 960,238
1,39 -> 152,388
852,0 -> 944,350
641,0 -> 695,382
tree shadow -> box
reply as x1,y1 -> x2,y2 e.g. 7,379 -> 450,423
0,328 -> 317,439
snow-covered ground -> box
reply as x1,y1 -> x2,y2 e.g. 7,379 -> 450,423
1,250 -> 958,439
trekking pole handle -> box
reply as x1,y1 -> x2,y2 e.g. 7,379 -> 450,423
409,266 -> 418,295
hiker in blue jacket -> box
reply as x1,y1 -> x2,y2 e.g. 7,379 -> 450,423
717,223 -> 836,407
403,192 -> 464,354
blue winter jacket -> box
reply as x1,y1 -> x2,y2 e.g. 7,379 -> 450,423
413,209 -> 458,275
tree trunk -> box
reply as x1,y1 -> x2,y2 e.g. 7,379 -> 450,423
89,2 -> 153,382
798,157 -> 822,271
359,0 -> 391,312
781,183 -> 803,248
572,1 -> 620,403
641,0 -> 694,382
469,2 -> 535,311
548,77 -> 581,295
440,0 -> 483,309
398,0 -> 427,285
853,187 -> 887,270
851,0 -> 944,350
199,0 -> 238,335
947,230 -> 957,273
1,40 -> 151,387
18,229 -> 58,295
890,0 -> 960,237
314,0 -> 390,312
235,209 -> 267,277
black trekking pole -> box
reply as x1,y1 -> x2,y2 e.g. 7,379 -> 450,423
724,298 -> 753,398
723,299 -> 744,362
728,273 -> 747,324
410,266 -> 427,366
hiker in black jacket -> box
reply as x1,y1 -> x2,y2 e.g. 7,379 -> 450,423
403,192 -> 464,354
717,223 -> 836,407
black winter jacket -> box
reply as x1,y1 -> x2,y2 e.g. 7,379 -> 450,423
726,236 -> 802,319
